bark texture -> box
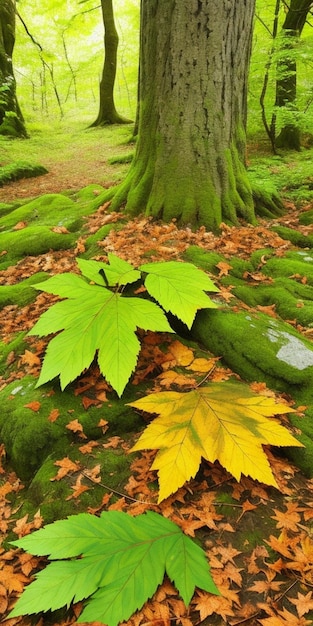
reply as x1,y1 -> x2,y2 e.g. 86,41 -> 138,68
0,0 -> 27,137
274,0 -> 312,150
111,0 -> 256,231
91,0 -> 132,126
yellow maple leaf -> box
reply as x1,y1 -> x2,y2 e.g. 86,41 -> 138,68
129,381 -> 302,502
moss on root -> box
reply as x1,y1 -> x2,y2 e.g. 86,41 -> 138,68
0,162 -> 47,186
0,272 -> 48,307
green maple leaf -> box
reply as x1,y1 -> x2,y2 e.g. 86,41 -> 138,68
30,274 -> 172,396
9,511 -> 219,626
129,381 -> 302,502
77,255 -> 141,287
139,261 -> 219,328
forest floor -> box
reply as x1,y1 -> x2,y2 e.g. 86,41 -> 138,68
1,133 -> 313,626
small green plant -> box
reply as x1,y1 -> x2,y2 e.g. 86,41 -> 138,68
9,510 -> 219,625
29,254 -> 219,395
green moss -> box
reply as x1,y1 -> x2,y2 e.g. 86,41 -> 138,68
0,332 -> 27,375
84,222 -> 125,257
192,309 -> 313,475
193,309 -> 313,396
299,209 -> 313,225
11,443 -> 136,524
183,247 -> 225,274
262,251 -> 313,284
283,405 -> 313,477
0,193 -> 82,232
271,225 -> 313,248
0,375 -> 143,482
233,278 -> 313,326
0,201 -> 19,217
0,225 -> 76,262
0,161 -> 47,186
73,184 -> 106,203
108,153 -> 134,165
0,272 -> 48,308
248,170 -> 284,218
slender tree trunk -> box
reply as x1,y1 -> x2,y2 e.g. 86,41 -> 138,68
91,0 -> 132,126
274,0 -> 312,150
0,0 -> 27,137
110,0 -> 256,231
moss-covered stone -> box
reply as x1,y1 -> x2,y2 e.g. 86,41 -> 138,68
0,376 -> 143,482
192,308 -> 313,474
11,437 -> 136,524
0,272 -> 48,307
193,309 -> 313,398
0,162 -> 47,186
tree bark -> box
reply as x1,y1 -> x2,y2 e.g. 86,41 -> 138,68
0,0 -> 27,138
91,0 -> 132,126
274,0 -> 312,150
110,0 -> 256,231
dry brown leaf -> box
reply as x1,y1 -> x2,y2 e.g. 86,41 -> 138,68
47,408 -> 60,422
66,419 -> 87,439
289,591 -> 313,618
23,401 -> 41,412
79,440 -> 99,454
51,457 -> 81,481
216,261 -> 233,277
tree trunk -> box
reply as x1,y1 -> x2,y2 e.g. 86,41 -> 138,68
274,0 -> 312,150
0,0 -> 27,138
90,0 -> 132,126
110,0 -> 256,231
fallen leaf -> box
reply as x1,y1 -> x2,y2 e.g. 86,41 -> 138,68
51,457 -> 81,481
289,591 -> 313,617
129,381 -> 300,501
47,408 -> 60,423
24,401 -> 41,412
66,419 -> 87,439
216,261 -> 233,277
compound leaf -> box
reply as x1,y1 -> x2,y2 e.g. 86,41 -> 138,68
139,261 -> 219,329
77,255 -> 141,287
9,511 -> 219,626
129,381 -> 302,502
30,278 -> 172,396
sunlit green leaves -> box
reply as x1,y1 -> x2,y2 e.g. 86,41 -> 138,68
140,261 -> 219,328
30,255 -> 218,395
9,511 -> 219,626
77,255 -> 141,287
30,282 -> 171,396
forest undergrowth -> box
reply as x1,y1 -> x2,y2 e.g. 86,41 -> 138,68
1,138 -> 313,626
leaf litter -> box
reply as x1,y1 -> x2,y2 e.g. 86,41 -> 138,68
0,186 -> 313,625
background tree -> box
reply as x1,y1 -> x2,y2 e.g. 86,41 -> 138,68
90,0 -> 132,126
110,0 -> 257,231
273,0 -> 313,150
0,0 -> 27,137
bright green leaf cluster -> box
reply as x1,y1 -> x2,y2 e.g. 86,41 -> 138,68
29,254 -> 218,395
9,511 -> 219,626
